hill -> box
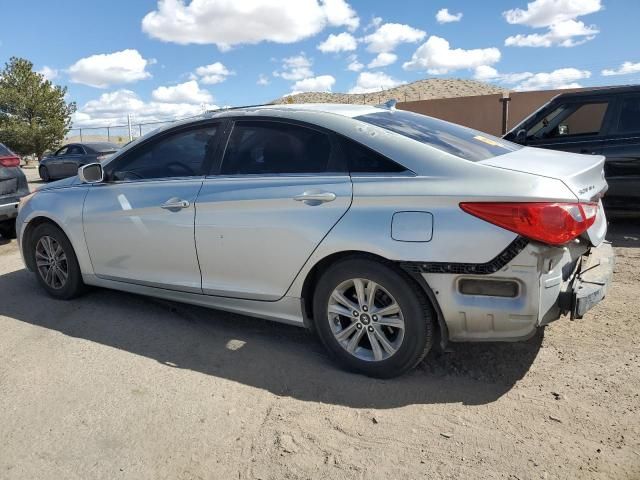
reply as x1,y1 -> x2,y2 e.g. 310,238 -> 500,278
272,78 -> 505,105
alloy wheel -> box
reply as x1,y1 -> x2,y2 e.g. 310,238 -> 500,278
327,278 -> 405,362
35,235 -> 68,290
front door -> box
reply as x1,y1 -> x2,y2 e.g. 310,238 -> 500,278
83,122 -> 221,293
195,119 -> 352,301
48,146 -> 69,178
64,145 -> 84,177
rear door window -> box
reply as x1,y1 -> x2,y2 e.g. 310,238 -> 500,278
528,102 -> 609,140
338,137 -> 408,174
220,121 -> 341,175
67,146 -> 84,155
356,110 -> 520,162
612,96 -> 640,135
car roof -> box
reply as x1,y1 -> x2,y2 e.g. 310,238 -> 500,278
206,103 -> 383,119
552,84 -> 640,100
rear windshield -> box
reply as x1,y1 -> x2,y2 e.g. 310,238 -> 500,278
355,110 -> 521,162
0,143 -> 14,156
86,143 -> 119,153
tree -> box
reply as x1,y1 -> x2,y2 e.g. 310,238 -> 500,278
0,57 -> 76,161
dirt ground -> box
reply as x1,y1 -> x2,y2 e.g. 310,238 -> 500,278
0,171 -> 638,479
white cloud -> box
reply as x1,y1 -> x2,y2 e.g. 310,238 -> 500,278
38,66 -> 58,81
368,52 -> 397,69
503,0 -> 602,47
193,62 -> 233,84
602,61 -> 640,77
317,32 -> 357,53
347,55 -> 364,72
473,65 -> 591,90
473,65 -> 533,84
142,0 -> 359,50
257,74 -> 270,85
274,54 -> 314,81
505,19 -> 598,47
349,71 -> 405,94
436,8 -> 462,24
515,68 -> 591,90
363,23 -> 426,53
68,49 -> 152,88
503,0 -> 602,28
72,89 -> 218,128
322,0 -> 359,31
403,36 -> 501,74
151,80 -> 213,104
290,75 -> 336,94
364,16 -> 383,31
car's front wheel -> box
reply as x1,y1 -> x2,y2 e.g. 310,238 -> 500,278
29,222 -> 86,299
313,257 -> 434,378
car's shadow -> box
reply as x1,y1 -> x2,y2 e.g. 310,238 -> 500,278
0,268 -> 543,408
608,219 -> 640,248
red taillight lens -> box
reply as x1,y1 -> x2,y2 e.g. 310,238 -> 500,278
0,156 -> 20,167
459,202 -> 598,246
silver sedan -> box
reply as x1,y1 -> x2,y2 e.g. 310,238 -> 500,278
16,104 -> 614,377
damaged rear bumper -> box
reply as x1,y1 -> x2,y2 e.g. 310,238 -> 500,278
570,241 -> 615,319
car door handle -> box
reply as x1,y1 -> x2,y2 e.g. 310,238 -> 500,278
293,191 -> 336,203
161,198 -> 190,210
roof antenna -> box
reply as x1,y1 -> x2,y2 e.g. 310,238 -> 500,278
377,98 -> 397,110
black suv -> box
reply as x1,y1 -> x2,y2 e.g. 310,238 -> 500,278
504,86 -> 640,217
0,143 -> 29,238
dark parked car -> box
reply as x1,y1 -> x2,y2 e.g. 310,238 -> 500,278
504,85 -> 640,217
39,142 -> 119,182
0,143 -> 29,238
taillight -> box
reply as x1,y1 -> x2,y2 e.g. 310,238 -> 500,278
459,202 -> 598,246
0,156 -> 20,167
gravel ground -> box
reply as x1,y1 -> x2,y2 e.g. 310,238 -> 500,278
0,170 -> 638,479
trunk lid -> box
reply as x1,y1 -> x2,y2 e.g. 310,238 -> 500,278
479,146 -> 608,245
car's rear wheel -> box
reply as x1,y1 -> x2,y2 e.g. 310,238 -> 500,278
30,223 -> 85,299
313,257 -> 434,378
39,166 -> 50,182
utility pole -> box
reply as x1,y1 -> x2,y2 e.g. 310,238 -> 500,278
499,92 -> 511,135
127,114 -> 133,141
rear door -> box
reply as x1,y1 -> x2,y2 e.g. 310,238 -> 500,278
194,119 -> 352,301
598,94 -> 640,214
523,98 -> 613,155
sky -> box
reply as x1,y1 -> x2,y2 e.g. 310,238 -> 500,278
1,0 -> 639,129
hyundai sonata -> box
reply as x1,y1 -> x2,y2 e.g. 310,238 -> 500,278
17,103 -> 614,377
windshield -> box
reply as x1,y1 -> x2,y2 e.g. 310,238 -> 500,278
356,110 -> 522,162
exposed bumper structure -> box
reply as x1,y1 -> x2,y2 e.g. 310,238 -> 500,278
570,241 -> 615,319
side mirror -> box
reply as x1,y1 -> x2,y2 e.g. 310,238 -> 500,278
78,163 -> 104,184
515,128 -> 527,144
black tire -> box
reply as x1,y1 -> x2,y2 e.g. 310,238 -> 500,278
312,257 -> 434,378
0,219 -> 16,239
29,222 -> 86,299
39,165 -> 50,182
